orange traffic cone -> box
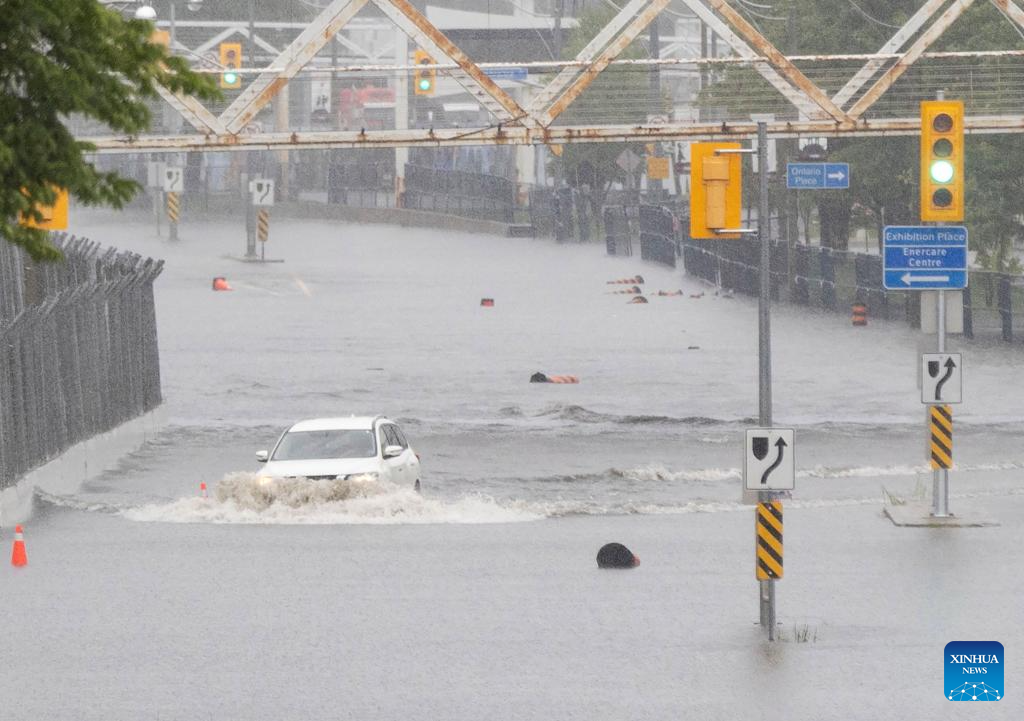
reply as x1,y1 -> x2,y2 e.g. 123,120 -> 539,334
212,277 -> 232,291
11,525 -> 27,567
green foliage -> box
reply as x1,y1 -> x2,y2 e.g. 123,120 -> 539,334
550,6 -> 650,207
698,1 -> 1024,262
0,0 -> 219,260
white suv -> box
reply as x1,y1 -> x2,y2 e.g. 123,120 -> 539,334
256,416 -> 422,491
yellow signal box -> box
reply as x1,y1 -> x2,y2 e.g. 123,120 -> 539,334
219,42 -> 242,89
920,100 -> 964,222
690,142 -> 742,239
413,49 -> 436,96
20,188 -> 69,231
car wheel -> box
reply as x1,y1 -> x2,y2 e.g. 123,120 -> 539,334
414,479 -> 421,493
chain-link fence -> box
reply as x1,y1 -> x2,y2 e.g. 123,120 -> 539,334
681,235 -> 1024,343
0,235 -> 164,490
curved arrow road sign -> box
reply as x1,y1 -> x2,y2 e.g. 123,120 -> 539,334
745,429 -> 795,491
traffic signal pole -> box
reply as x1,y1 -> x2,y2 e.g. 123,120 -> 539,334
756,120 -> 776,640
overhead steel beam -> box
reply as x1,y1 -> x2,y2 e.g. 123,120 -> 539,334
526,0 -> 651,117
220,0 -> 369,135
704,0 -> 851,123
369,0 -> 538,126
848,0 -> 977,120
539,0 -> 670,126
83,114 -> 1024,153
154,85 -> 227,135
991,0 -> 1024,28
679,0 -> 822,119
832,0 -> 949,109
193,26 -> 242,56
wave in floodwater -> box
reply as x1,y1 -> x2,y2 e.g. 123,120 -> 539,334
526,404 -> 754,427
119,473 -> 540,525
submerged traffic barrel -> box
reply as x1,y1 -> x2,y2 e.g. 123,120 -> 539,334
852,302 -> 867,326
597,542 -> 639,569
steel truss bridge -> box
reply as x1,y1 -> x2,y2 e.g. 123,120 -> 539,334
88,0 -> 1024,153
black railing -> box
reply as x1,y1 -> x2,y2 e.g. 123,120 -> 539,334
681,234 -> 1024,342
403,164 -> 516,223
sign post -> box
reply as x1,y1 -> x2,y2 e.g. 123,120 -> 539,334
755,121 -> 778,640
162,167 -> 183,241
884,225 -> 967,517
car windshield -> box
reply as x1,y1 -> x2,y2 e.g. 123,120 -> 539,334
272,429 -> 376,460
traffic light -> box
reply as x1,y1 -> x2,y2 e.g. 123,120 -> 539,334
920,100 -> 964,222
413,49 -> 436,96
219,42 -> 242,90
690,143 -> 742,239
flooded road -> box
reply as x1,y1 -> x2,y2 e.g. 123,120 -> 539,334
4,212 -> 1022,719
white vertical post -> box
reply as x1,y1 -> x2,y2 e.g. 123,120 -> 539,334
394,28 -> 409,207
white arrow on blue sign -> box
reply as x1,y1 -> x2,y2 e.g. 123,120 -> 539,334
786,162 -> 849,189
882,225 -> 968,290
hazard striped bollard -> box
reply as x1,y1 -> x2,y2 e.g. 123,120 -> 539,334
257,209 -> 270,243
930,404 -> 953,470
756,501 -> 783,580
166,192 -> 180,241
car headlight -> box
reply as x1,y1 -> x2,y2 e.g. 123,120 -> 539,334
343,472 -> 379,482
257,475 -> 273,486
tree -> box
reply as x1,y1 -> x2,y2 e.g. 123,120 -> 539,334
550,5 -> 651,219
700,0 -> 1024,263
1,0 -> 217,261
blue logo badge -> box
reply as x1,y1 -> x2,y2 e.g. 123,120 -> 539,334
945,641 -> 1003,701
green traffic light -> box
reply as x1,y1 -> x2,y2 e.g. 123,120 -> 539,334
930,159 -> 954,184
418,78 -> 432,91
223,72 -> 238,85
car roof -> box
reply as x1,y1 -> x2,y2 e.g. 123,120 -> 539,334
288,416 -> 389,432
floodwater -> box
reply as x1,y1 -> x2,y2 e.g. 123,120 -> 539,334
3,212 -> 1023,719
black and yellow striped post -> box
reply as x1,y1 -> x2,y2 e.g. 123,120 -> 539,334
756,501 -> 783,581
930,404 -> 953,517
930,404 -> 953,470
257,209 -> 270,243
166,192 -> 180,241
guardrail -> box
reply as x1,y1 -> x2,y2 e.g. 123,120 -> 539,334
0,235 -> 164,490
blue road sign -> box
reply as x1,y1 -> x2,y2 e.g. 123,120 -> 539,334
484,67 -> 528,82
883,225 -> 968,290
786,162 -> 849,189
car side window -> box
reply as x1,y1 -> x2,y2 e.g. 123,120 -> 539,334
382,425 -> 400,448
379,426 -> 390,450
393,427 -> 409,449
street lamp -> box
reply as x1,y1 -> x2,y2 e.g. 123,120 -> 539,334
134,4 -> 157,19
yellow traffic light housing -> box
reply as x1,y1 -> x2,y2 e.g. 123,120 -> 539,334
413,49 -> 436,96
219,42 -> 242,89
20,188 -> 69,231
690,142 -> 742,239
920,100 -> 964,222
